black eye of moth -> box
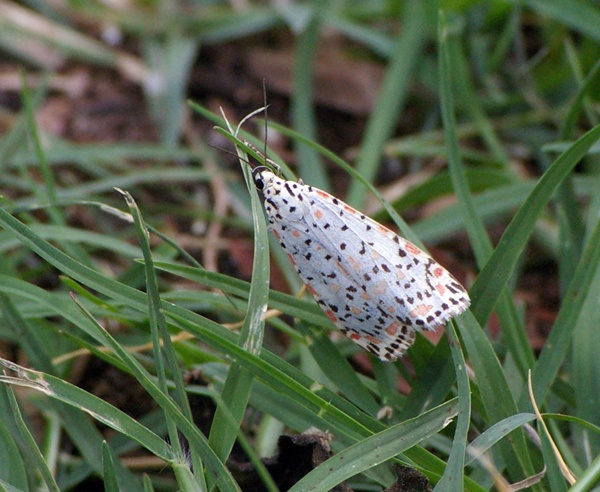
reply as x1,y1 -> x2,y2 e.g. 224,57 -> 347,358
252,167 -> 267,190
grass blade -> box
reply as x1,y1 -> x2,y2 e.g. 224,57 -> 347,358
288,399 -> 459,492
471,124 -> 600,324
346,1 -> 427,207
434,322 -> 470,491
521,214 -> 600,407
208,118 -> 271,464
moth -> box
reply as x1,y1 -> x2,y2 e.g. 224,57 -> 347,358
252,166 -> 470,361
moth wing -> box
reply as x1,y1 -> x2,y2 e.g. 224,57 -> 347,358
301,188 -> 470,331
270,220 -> 416,361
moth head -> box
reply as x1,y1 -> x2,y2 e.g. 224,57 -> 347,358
252,166 -> 269,190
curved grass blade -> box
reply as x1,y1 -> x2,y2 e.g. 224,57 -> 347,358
102,442 -> 120,492
0,260 -> 140,488
346,1 -> 427,207
465,414 -> 536,466
434,321 -> 470,491
439,10 -> 535,480
470,124 -> 600,324
119,189 -> 200,481
521,214 -> 600,407
0,359 -> 172,462
295,320 -> 382,416
287,399 -> 459,492
1,385 -> 58,491
207,115 -> 271,463
68,298 -> 241,492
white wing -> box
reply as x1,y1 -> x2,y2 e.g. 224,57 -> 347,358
255,169 -> 470,361
270,220 -> 416,361
300,185 -> 470,329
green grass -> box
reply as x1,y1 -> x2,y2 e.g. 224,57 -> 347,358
1,1 -> 600,491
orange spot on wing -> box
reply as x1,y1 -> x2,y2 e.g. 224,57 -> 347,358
366,335 -> 382,344
292,229 -> 301,238
370,280 -> 388,295
306,284 -> 317,297
325,310 -> 337,323
434,267 -> 444,277
286,253 -> 296,266
436,283 -> 446,295
376,224 -> 389,235
314,209 -> 324,219
405,243 -> 421,255
369,249 -> 382,260
336,262 -> 350,276
351,307 -> 361,315
348,256 -> 361,270
316,190 -> 330,199
349,333 -> 361,341
409,304 -> 433,317
386,321 -> 399,335
272,230 -> 281,240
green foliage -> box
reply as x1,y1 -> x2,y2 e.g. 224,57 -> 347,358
0,1 -> 600,490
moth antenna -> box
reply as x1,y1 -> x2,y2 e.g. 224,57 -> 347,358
262,80 -> 269,171
208,143 -> 252,166
243,139 -> 281,175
